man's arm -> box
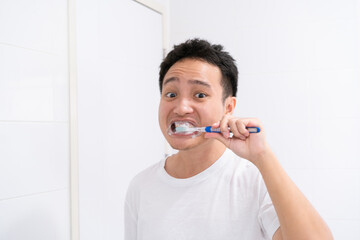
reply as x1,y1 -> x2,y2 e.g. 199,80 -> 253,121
273,227 -> 283,240
256,150 -> 333,240
205,116 -> 333,240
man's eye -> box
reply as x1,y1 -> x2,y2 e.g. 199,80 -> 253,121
195,93 -> 206,98
166,92 -> 177,98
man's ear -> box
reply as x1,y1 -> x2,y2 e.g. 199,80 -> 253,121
224,97 -> 236,114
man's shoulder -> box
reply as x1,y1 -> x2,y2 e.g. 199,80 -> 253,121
224,150 -> 263,184
128,160 -> 162,189
226,150 -> 260,174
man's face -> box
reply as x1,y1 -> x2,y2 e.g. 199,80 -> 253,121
158,58 -> 232,150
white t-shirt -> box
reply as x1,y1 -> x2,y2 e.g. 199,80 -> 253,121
125,149 -> 280,240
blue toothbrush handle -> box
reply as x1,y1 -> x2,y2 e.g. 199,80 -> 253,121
204,126 -> 260,133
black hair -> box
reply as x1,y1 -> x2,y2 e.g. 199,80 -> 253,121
159,38 -> 238,102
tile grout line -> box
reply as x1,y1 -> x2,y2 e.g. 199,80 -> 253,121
0,41 -> 61,56
0,188 -> 68,202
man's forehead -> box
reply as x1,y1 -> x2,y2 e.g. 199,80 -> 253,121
167,58 -> 221,76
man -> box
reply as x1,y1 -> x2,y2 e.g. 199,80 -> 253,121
125,39 -> 333,240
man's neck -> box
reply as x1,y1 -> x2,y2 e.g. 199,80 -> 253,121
165,140 -> 227,179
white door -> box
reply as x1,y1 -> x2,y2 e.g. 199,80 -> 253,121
77,0 -> 164,238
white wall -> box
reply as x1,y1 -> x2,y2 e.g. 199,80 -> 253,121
169,0 -> 360,239
76,0 -> 165,239
0,0 -> 70,239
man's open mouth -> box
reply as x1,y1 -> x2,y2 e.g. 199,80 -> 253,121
167,121 -> 196,136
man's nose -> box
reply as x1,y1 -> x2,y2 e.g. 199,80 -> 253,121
173,97 -> 194,116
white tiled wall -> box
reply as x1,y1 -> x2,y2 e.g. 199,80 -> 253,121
0,0 -> 70,239
169,0 -> 360,238
77,0 -> 164,239
0,189 -> 70,240
0,0 -> 68,55
0,46 -> 68,121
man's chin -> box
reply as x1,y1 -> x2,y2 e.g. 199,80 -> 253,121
169,142 -> 191,151
167,137 -> 204,151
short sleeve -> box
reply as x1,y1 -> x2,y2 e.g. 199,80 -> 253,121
257,178 -> 280,239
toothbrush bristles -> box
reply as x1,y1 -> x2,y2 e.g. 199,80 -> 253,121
175,126 -> 193,133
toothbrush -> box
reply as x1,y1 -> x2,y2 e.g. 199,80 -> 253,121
175,125 -> 260,134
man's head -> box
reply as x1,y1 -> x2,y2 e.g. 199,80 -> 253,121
158,39 -> 238,151
159,39 -> 238,102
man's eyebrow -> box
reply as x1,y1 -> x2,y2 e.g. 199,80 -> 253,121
163,77 -> 178,86
163,77 -> 212,88
188,79 -> 211,88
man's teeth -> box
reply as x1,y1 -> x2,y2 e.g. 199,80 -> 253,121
171,121 -> 195,134
174,121 -> 194,128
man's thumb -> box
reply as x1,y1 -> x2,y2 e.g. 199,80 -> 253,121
204,132 -> 230,147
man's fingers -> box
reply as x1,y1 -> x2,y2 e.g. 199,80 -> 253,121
228,119 -> 247,140
220,115 -> 231,138
235,119 -> 250,137
211,117 -> 262,140
228,119 -> 240,136
211,121 -> 220,128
